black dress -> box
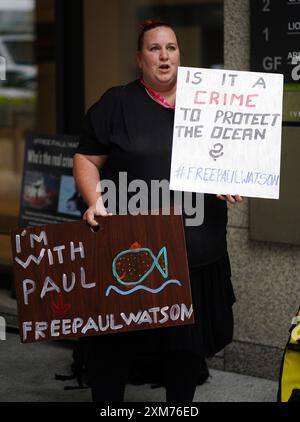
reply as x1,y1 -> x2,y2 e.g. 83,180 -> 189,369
77,79 -> 235,360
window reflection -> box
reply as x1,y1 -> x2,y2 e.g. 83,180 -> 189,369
0,0 -> 36,238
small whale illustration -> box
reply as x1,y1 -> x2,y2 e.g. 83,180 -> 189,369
112,242 -> 168,286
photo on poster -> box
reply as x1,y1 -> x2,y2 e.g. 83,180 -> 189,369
23,170 -> 59,211
58,175 -> 83,217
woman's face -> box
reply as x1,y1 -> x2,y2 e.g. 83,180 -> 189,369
137,26 -> 180,91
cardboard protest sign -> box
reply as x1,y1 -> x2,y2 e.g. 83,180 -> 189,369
170,66 -> 284,199
11,213 -> 193,343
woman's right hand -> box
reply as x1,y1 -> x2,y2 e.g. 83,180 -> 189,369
83,198 -> 113,227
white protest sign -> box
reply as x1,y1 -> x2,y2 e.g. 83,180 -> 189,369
170,66 -> 284,199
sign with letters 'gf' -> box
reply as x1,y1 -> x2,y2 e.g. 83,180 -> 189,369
170,66 -> 284,199
11,213 -> 193,343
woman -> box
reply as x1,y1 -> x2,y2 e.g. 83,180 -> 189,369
73,19 -> 242,402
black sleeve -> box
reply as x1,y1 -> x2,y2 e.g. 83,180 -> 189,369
76,86 -> 121,156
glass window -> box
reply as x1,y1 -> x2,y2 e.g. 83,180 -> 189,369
4,38 -> 35,66
0,0 -> 48,268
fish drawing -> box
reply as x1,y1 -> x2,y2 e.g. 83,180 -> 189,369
106,242 -> 182,297
112,242 -> 168,286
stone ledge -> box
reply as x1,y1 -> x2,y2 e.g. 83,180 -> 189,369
225,340 -> 283,381
207,354 -> 225,371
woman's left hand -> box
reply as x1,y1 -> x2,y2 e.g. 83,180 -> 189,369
216,194 -> 243,204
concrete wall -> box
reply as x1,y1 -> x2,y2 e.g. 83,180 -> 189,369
207,0 -> 300,380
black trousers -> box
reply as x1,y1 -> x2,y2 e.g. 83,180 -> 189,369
83,340 -> 202,402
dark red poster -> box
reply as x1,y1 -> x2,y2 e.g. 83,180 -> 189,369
11,213 -> 194,343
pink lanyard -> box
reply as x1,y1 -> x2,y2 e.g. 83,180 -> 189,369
140,78 -> 175,110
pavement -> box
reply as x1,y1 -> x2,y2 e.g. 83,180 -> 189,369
0,287 -> 278,403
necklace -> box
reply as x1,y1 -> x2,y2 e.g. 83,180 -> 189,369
140,78 -> 175,110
